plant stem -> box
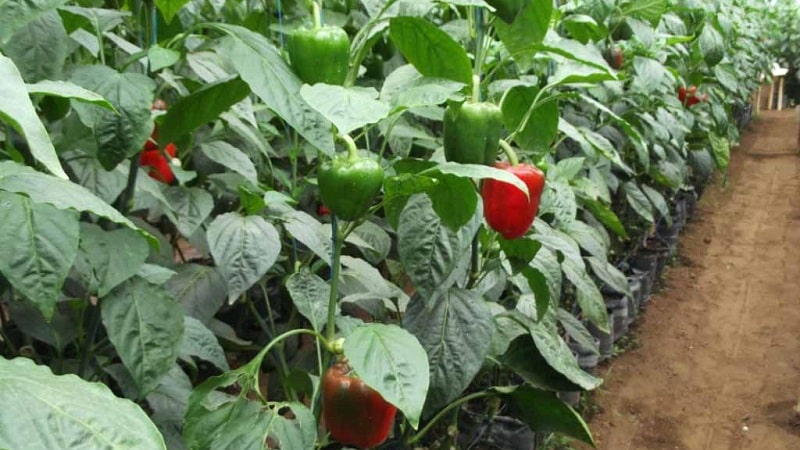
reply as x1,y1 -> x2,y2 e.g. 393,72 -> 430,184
338,133 -> 359,160
471,74 -> 481,103
78,303 -> 101,380
312,1 -> 321,29
326,216 -> 344,344
116,156 -> 141,215
498,139 -> 519,166
406,391 -> 495,445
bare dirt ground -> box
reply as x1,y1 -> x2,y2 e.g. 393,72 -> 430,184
577,109 -> 800,450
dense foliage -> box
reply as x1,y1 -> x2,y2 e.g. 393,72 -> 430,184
0,0 -> 779,448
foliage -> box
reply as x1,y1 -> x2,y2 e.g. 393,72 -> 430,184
0,0 -> 777,448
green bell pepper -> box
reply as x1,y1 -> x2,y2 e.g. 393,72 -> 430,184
318,135 -> 384,221
287,2 -> 350,85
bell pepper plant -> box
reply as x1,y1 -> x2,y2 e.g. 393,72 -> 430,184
317,134 -> 384,221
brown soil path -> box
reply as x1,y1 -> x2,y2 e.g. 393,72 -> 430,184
578,110 -> 800,450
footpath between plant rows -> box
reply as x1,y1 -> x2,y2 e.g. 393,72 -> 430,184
577,109 -> 800,450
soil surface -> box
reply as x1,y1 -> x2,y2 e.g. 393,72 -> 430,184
577,109 -> 800,450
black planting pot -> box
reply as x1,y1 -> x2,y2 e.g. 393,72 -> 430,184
458,407 -> 537,450
656,221 -> 681,257
629,252 -> 658,304
677,187 -> 698,218
569,338 -> 601,374
605,294 -> 629,342
587,315 -> 614,361
627,268 -> 650,307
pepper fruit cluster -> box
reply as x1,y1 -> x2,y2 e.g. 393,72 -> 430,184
322,361 -> 397,449
140,100 -> 178,184
678,85 -> 708,107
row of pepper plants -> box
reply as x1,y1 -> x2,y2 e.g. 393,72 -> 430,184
0,0 -> 778,448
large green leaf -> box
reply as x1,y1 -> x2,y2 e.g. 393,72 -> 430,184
623,181 -> 655,223
397,195 -> 480,304
0,192 -> 78,319
76,223 -> 149,297
1,10 -> 67,82
0,356 -> 166,449
27,80 -> 116,111
200,141 -> 258,185
501,86 -> 559,154
206,213 -> 281,303
500,385 -> 595,445
179,316 -> 230,372
286,268 -> 336,333
101,277 -> 185,396
698,21 -> 724,67
154,0 -> 191,23
163,186 -> 214,238
620,0 -> 666,25
498,333 -> 581,391
344,323 -> 430,429
0,55 -> 67,178
0,161 -> 154,246
709,132 -> 730,170
70,65 -> 156,170
166,264 -> 227,323
211,24 -> 334,156
389,16 -> 472,84
495,0 -> 553,72
404,288 -> 493,415
300,84 -> 391,135
562,257 -> 608,331
0,0 -> 67,44
158,77 -> 251,145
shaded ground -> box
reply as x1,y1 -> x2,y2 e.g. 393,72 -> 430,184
577,110 -> 800,450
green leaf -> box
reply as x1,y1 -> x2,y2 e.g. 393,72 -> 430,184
286,268 -> 335,333
520,266 -> 551,320
269,403 -> 317,450
581,197 -> 626,238
163,186 -> 214,238
641,184 -> 671,225
499,237 -> 542,273
282,210 -> 331,263
383,173 -> 440,229
527,309 -> 602,389
300,84 -> 390,135
0,0 -> 67,45
0,55 -> 67,178
185,385 -> 271,450
158,77 -> 251,145
430,162 -> 529,195
709,132 -> 730,170
562,258 -> 608,331
398,195 -> 480,304
587,256 -> 630,296
77,223 -> 149,297
69,157 -> 128,204
495,0 -> 553,72
623,181 -> 654,223
27,80 -> 115,112
500,385 -> 595,445
344,323 -> 430,429
631,57 -> 672,94
620,0 -> 666,25
557,307 -> 599,354
179,316 -> 230,372
207,213 -> 281,304
101,277 -> 185,396
0,356 -> 166,449
200,141 -> 258,185
498,333 -> 581,391
427,173 -> 479,230
389,17 -> 472,84
70,65 -> 156,170
5,299 -> 77,351
213,24 -> 334,155
166,264 -> 227,323
148,44 -> 181,71
2,10 -> 67,83
0,192 -> 78,319
404,288 -> 493,414
563,220 -> 607,259
698,21 -> 724,67
154,0 -> 190,23
501,86 -> 559,154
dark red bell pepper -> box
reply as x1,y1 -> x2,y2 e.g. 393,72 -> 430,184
322,361 -> 397,449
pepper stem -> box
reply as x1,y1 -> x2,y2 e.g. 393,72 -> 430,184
338,133 -> 359,161
471,74 -> 480,103
499,139 -> 519,166
312,1 -> 321,29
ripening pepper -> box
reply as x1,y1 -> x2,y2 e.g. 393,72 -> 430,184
323,362 -> 397,449
481,161 -> 546,240
443,101 -> 504,166
287,3 -> 350,86
140,143 -> 177,184
318,137 -> 384,221
606,47 -> 623,70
